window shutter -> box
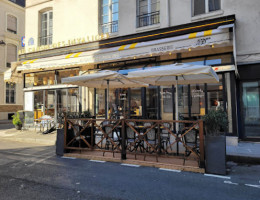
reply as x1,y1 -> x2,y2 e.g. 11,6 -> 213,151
7,15 -> 17,33
193,0 -> 206,16
7,44 -> 17,67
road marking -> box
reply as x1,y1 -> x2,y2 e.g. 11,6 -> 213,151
61,156 -> 76,159
11,151 -> 54,168
121,163 -> 140,167
204,174 -> 231,179
27,155 -> 55,167
245,184 -> 260,189
159,168 -> 181,173
224,181 -> 238,185
89,160 -> 106,163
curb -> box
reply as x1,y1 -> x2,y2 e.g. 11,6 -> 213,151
227,155 -> 260,165
1,137 -> 56,146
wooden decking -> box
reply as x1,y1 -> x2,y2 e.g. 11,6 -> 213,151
64,150 -> 204,173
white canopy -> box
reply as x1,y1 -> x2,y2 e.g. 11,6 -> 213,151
127,63 -> 219,131
62,70 -> 148,118
62,70 -> 148,89
127,63 -> 219,85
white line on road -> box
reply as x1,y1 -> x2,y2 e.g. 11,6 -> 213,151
27,155 -> 55,167
89,160 -> 106,163
61,156 -> 76,159
159,168 -> 181,173
204,174 -> 231,179
245,184 -> 260,189
224,181 -> 238,185
121,163 -> 140,167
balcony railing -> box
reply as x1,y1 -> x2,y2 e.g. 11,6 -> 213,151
101,21 -> 118,34
137,11 -> 160,28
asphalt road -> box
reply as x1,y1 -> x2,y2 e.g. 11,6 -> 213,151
0,140 -> 259,200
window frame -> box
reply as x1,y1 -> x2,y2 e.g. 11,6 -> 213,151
5,82 -> 16,104
136,0 -> 160,28
40,10 -> 53,46
6,14 -> 18,34
192,0 -> 221,16
101,0 -> 119,34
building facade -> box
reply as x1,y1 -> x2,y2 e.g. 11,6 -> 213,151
0,0 -> 25,120
8,0 -> 260,141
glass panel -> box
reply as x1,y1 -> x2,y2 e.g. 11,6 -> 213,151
130,88 -> 142,118
34,90 -> 44,119
146,87 -> 158,119
207,75 -> 224,110
112,13 -> 118,21
56,68 -> 80,84
96,89 -> 106,118
161,87 -> 173,120
57,89 -> 67,116
112,3 -> 118,13
25,71 -> 56,87
108,89 -> 128,119
178,85 -> 189,119
209,0 -> 221,12
68,88 -> 79,114
103,0 -> 109,5
190,84 -> 205,120
45,90 -> 55,117
103,15 -> 109,24
242,82 -> 260,138
193,0 -> 206,15
103,5 -> 109,15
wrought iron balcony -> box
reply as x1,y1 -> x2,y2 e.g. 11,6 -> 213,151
137,11 -> 160,28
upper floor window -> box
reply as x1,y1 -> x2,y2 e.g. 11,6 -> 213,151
7,15 -> 17,34
136,0 -> 160,28
101,0 -> 118,34
6,82 -> 16,104
193,0 -> 221,16
6,44 -> 17,68
40,10 -> 53,46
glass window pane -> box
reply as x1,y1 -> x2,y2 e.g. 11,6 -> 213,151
193,0 -> 206,15
112,13 -> 118,21
103,16 -> 109,24
112,3 -> 118,13
112,0 -> 118,3
209,0 -> 221,12
103,5 -> 109,15
103,0 -> 109,5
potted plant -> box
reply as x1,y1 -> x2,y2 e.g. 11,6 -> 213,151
12,112 -> 23,130
203,108 -> 228,175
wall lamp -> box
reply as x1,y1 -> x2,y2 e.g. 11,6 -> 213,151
0,40 -> 6,46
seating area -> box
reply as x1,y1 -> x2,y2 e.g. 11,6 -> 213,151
64,117 -> 204,168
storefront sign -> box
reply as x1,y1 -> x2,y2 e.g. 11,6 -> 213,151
18,33 -> 110,55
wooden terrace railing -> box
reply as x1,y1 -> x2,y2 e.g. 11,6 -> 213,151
64,118 -> 205,168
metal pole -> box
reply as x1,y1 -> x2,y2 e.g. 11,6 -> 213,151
107,80 -> 109,119
175,77 -> 179,133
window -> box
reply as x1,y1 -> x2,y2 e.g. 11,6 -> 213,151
40,10 -> 53,46
6,83 -> 16,104
193,0 -> 221,16
6,44 -> 17,68
101,0 -> 118,34
7,15 -> 17,34
137,0 -> 160,28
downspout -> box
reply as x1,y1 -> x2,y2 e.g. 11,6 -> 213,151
167,0 -> 171,27
233,23 -> 240,78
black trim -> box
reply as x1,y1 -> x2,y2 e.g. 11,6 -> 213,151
230,72 -> 238,136
141,87 -> 146,119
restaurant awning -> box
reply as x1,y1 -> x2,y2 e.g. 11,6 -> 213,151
17,26 -> 232,73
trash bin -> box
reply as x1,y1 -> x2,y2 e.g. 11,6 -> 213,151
56,129 -> 64,156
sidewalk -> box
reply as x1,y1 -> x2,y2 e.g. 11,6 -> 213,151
227,141 -> 260,164
0,128 -> 56,146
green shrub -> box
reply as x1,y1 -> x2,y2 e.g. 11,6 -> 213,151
12,112 -> 22,126
202,108 -> 228,136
